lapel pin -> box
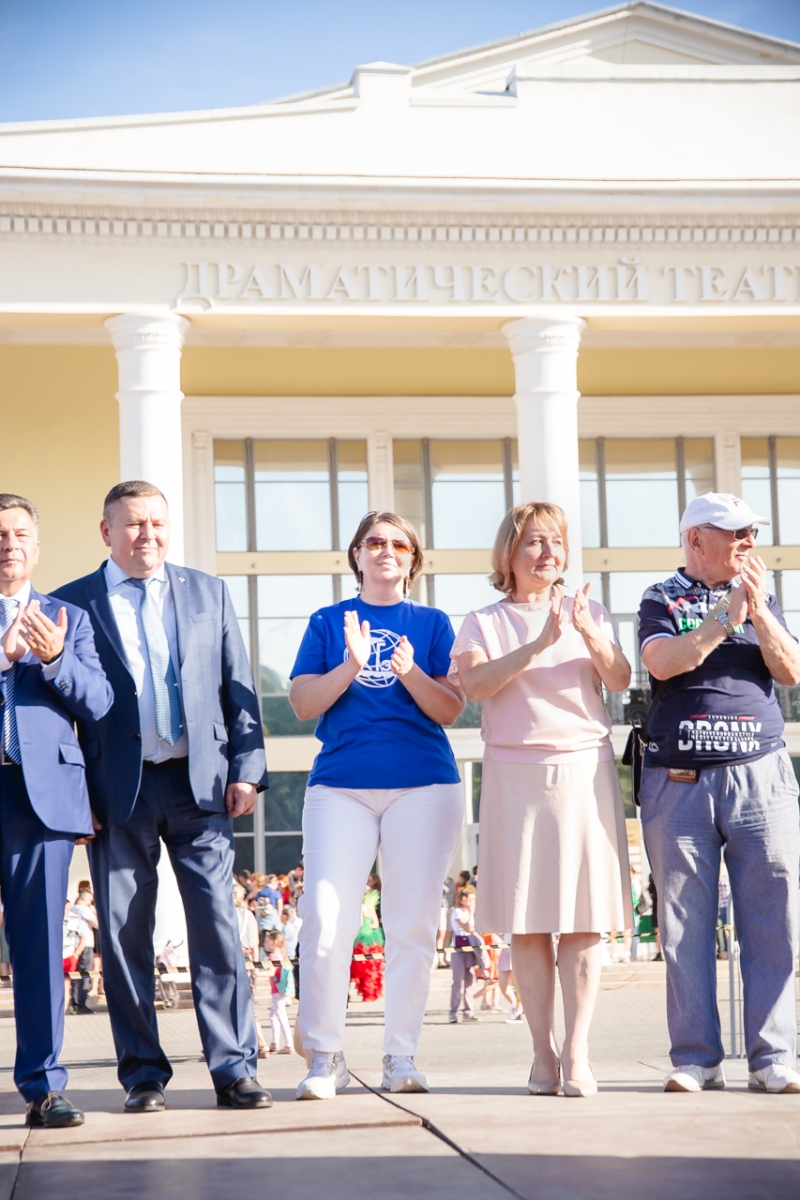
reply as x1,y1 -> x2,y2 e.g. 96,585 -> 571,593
178,576 -> 186,583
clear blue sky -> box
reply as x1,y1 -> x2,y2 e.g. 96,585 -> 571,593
0,1 -> 798,122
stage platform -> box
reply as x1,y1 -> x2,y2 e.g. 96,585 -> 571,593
0,959 -> 796,1200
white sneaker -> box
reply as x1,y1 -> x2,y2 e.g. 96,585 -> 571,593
506,1006 -> 524,1023
295,1051 -> 351,1100
748,1064 -> 800,1094
381,1054 -> 429,1093
664,1063 -> 726,1093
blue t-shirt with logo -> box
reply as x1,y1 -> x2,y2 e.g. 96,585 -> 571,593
290,597 -> 460,788
637,568 -> 790,768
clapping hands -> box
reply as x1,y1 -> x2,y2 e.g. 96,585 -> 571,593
533,582 -> 599,654
2,599 -> 67,664
739,555 -> 768,619
571,582 -> 598,637
534,584 -> 564,652
390,635 -> 414,676
344,609 -> 372,670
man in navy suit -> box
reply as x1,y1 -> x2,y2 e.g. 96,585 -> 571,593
55,480 -> 270,1113
0,494 -> 113,1127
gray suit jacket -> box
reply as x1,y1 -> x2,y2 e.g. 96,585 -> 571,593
54,562 -> 267,827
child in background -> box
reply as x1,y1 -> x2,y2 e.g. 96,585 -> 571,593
449,887 -> 479,1024
266,930 -> 295,1054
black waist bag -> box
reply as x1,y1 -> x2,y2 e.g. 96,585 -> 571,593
621,680 -> 667,806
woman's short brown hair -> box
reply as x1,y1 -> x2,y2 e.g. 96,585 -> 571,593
347,511 -> 424,592
490,502 -> 569,595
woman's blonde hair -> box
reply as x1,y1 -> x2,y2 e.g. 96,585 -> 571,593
347,511 -> 425,594
490,502 -> 569,595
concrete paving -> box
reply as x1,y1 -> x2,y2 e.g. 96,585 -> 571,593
0,963 -> 796,1199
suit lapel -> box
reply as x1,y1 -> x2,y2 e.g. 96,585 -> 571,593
166,562 -> 189,668
84,566 -> 130,671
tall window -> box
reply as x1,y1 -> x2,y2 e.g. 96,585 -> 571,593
580,438 -> 715,548
606,570 -> 670,691
214,438 -> 369,554
741,437 -> 800,547
393,439 -> 518,552
780,571 -> 800,640
433,573 -> 499,729
214,439 -> 369,740
214,441 -> 249,552
220,572 -> 360,737
258,574 -> 358,735
215,438 -> 370,877
233,772 -> 307,877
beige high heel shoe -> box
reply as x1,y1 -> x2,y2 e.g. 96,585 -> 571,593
527,1054 -> 562,1096
562,1063 -> 598,1097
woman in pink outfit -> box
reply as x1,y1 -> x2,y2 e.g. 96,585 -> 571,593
451,502 -> 633,1098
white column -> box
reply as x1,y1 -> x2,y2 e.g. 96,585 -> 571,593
105,313 -> 190,564
502,312 -> 586,589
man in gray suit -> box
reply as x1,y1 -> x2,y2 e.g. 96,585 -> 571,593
55,481 -> 270,1113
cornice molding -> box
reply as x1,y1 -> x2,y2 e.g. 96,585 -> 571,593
2,326 -> 799,351
0,206 -> 798,248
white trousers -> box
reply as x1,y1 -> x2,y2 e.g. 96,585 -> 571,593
298,783 -> 463,1056
269,994 -> 291,1049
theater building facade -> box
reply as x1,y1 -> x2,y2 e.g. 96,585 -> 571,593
1,1 -> 799,872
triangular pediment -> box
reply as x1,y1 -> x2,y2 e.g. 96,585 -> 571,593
293,1 -> 800,103
413,2 -> 800,95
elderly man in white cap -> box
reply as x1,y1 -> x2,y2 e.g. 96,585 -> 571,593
637,492 -> 800,1095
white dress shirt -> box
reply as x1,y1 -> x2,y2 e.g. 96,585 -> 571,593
0,580 -> 61,680
105,557 -> 188,763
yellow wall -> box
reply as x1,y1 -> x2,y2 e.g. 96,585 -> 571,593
0,346 -> 119,592
579,348 -> 800,396
182,345 -> 800,398
182,347 -> 516,396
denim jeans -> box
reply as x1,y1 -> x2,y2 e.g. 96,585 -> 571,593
640,749 -> 799,1072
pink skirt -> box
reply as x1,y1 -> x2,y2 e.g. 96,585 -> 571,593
476,757 -> 633,934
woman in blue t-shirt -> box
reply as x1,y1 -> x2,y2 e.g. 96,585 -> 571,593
289,511 -> 465,1101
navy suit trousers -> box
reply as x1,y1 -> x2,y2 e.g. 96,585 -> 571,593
88,759 -> 257,1092
0,766 -> 73,1100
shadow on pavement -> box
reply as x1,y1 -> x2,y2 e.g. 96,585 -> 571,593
478,1153 -> 799,1200
10,1151 -> 799,1200
9,1153 -> 508,1200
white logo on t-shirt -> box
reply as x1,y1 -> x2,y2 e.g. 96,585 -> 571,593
344,629 -> 401,689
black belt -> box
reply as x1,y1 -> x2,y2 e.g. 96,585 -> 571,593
142,757 -> 188,771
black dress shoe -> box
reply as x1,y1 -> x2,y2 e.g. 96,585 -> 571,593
26,1092 -> 84,1128
124,1082 -> 166,1113
216,1077 -> 272,1109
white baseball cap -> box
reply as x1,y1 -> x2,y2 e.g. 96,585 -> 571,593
679,491 -> 770,534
